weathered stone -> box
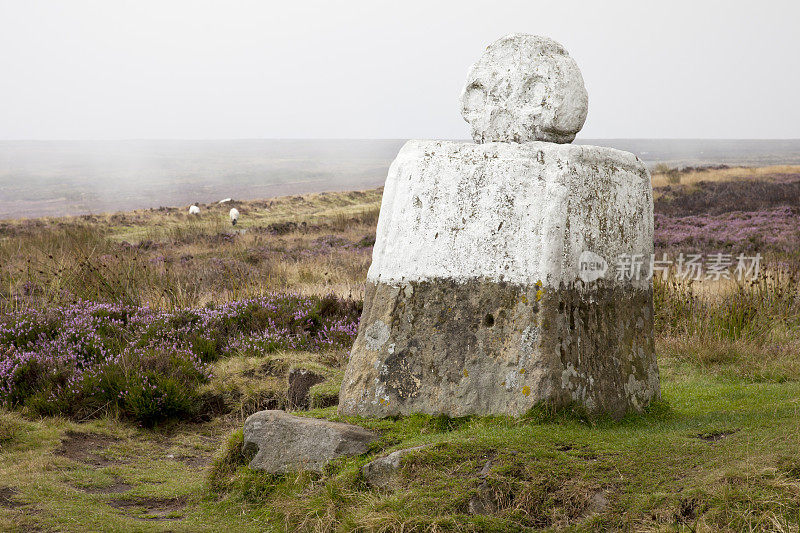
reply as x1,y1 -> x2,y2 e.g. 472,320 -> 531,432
286,368 -> 324,410
242,410 -> 379,473
361,445 -> 429,488
460,34 -> 588,144
339,140 -> 659,419
468,480 -> 498,515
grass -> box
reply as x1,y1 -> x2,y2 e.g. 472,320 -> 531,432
2,374 -> 792,531
654,268 -> 800,383
651,164 -> 800,188
1,171 -> 799,531
0,188 -> 381,310
199,365 -> 800,532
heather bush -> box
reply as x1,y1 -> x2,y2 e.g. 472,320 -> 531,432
655,207 -> 800,254
654,178 -> 800,217
0,293 -> 360,424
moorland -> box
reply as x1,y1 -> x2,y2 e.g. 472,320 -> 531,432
0,165 -> 799,531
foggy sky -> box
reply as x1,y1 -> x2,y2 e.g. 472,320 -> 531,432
1,0 -> 798,140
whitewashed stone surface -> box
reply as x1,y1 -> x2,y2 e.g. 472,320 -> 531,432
367,140 -> 652,290
460,34 -> 588,144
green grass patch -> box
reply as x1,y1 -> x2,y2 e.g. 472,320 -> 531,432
201,374 -> 800,532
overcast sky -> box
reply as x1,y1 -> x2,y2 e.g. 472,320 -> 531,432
1,0 -> 798,140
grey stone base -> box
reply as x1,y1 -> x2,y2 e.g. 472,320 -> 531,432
339,279 -> 659,419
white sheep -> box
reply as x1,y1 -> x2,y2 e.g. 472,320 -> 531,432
188,205 -> 200,215
229,207 -> 240,226
218,198 -> 232,204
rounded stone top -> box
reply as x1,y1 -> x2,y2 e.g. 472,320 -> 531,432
460,34 -> 588,144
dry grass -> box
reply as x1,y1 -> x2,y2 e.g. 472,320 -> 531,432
0,188 -> 382,311
654,265 -> 800,382
201,350 -> 343,420
651,164 -> 800,188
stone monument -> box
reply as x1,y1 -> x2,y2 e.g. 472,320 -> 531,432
338,34 -> 659,419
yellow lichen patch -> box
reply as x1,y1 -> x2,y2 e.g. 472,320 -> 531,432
519,368 -> 526,374
521,295 -> 528,304
500,381 -> 506,387
522,386 -> 531,396
463,369 -> 469,377
536,289 -> 544,301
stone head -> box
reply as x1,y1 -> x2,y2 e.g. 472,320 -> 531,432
460,33 -> 588,144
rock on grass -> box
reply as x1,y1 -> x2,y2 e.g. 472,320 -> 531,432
242,410 -> 378,473
361,445 -> 429,488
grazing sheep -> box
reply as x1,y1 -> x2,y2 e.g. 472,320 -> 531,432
229,207 -> 240,225
188,205 -> 200,215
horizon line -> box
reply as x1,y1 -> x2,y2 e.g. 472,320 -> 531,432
1,137 -> 800,142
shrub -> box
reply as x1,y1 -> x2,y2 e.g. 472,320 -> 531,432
655,266 -> 800,342
654,163 -> 682,184
654,266 -> 800,380
0,294 -> 360,424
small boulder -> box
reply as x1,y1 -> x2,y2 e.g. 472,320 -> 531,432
468,459 -> 498,514
243,410 -> 379,473
361,445 -> 428,488
460,33 -> 588,144
468,482 -> 498,515
286,368 -> 325,410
